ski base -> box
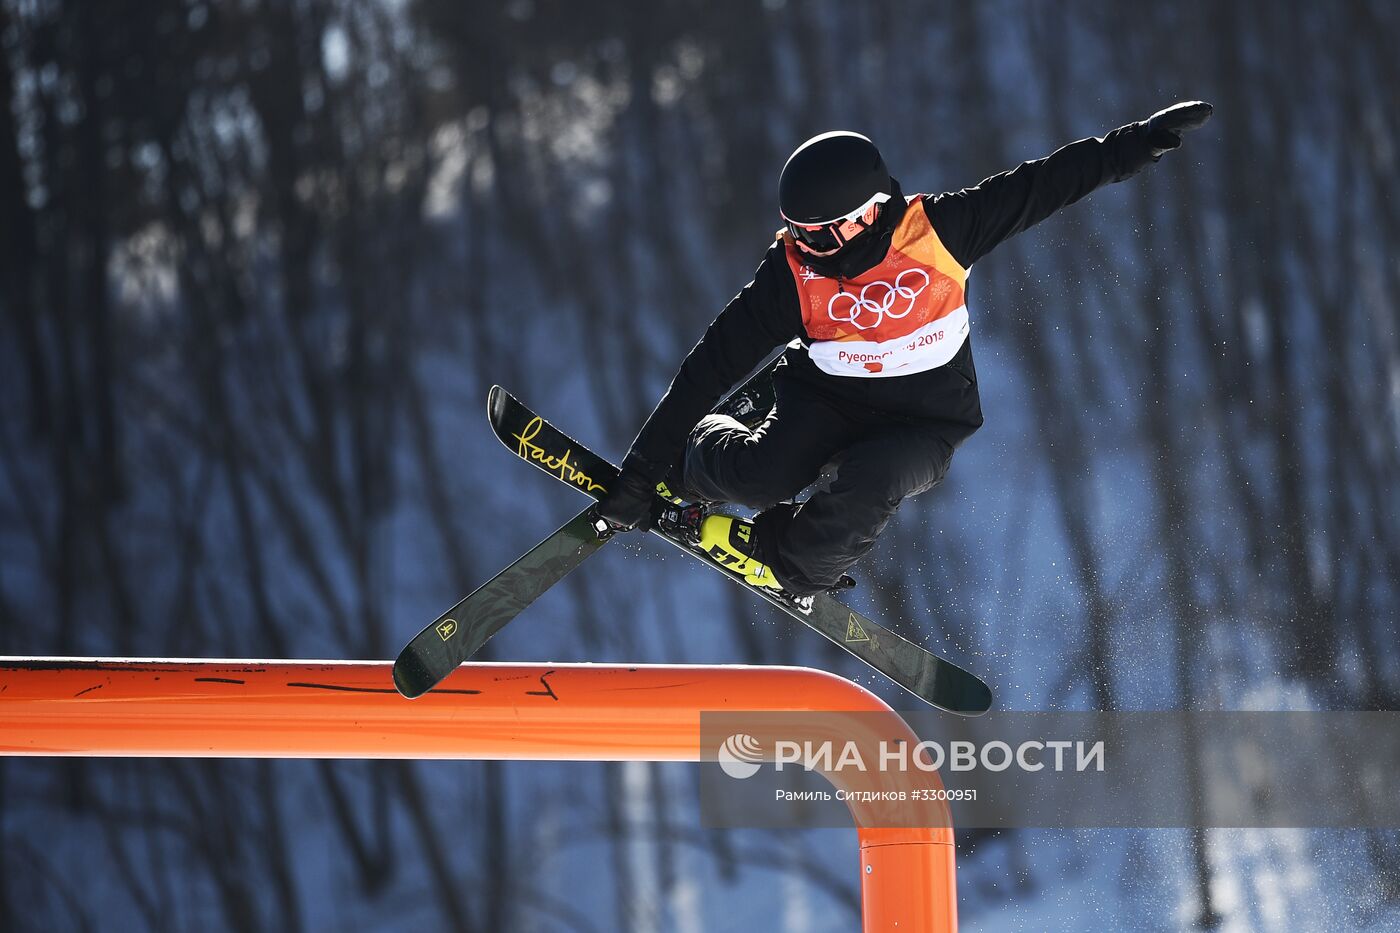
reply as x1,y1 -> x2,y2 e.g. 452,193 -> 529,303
392,507 -> 607,698
391,360 -> 782,699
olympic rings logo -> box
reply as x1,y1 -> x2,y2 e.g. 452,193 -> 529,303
826,269 -> 930,331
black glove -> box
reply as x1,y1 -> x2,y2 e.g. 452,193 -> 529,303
1144,100 -> 1213,158
596,466 -> 658,531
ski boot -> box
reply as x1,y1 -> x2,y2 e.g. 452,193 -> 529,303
658,505 -> 782,590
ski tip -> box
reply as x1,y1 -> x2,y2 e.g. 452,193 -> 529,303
391,654 -> 431,699
957,681 -> 994,716
485,384 -> 522,430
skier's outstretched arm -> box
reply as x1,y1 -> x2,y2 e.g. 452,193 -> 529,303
928,101 -> 1213,268
597,241 -> 802,530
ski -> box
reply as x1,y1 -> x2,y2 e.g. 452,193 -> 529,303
391,358 -> 778,699
392,507 -> 609,698
487,385 -> 992,715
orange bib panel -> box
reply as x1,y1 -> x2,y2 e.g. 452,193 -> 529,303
782,198 -> 970,377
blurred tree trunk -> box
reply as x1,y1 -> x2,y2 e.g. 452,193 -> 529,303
0,6 -> 48,436
1133,177 -> 1221,930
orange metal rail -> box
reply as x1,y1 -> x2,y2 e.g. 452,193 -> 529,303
0,658 -> 955,931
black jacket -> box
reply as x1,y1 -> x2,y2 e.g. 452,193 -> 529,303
621,119 -> 1162,483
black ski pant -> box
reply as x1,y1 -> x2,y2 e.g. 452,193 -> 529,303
680,377 -> 963,595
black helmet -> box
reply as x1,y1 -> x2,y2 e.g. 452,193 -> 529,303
779,131 -> 892,254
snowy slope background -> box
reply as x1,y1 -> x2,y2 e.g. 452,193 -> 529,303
1,1 -> 1398,930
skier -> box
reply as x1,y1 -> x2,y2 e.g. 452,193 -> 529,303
596,101 -> 1214,597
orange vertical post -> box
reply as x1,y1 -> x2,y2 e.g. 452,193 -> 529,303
0,658 -> 955,931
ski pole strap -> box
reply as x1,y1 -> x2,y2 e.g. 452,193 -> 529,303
588,508 -> 627,539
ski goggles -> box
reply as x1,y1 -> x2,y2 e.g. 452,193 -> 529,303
782,191 -> 891,254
